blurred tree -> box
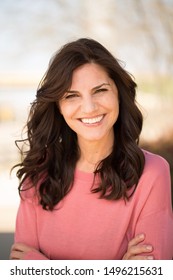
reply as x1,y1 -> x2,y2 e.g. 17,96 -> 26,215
132,0 -> 173,93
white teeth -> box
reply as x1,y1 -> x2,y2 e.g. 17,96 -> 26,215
81,115 -> 104,124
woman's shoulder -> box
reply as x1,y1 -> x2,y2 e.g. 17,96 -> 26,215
137,149 -> 171,195
134,149 -> 172,215
142,149 -> 170,175
20,177 -> 41,204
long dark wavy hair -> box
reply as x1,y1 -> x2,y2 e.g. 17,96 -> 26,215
13,38 -> 145,210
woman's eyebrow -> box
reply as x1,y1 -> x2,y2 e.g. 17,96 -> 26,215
92,83 -> 110,90
66,90 -> 78,93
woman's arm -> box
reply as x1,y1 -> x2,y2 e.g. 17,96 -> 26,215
132,155 -> 173,260
10,243 -> 49,260
12,183 -> 49,260
10,234 -> 154,260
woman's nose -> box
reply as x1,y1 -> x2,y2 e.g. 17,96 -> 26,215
81,96 -> 98,114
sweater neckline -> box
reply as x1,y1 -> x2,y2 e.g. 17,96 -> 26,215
74,168 -> 99,183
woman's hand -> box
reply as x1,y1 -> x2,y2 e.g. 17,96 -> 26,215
122,234 -> 154,260
10,243 -> 39,260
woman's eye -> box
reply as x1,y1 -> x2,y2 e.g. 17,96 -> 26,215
95,88 -> 108,94
65,93 -> 78,99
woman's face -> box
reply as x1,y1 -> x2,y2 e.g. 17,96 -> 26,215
58,63 -> 119,145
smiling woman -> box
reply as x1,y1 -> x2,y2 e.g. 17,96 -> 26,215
10,38 -> 173,260
58,63 -> 119,154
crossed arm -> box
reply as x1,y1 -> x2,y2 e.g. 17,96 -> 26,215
10,233 -> 154,260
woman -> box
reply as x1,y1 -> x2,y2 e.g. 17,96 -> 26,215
10,38 -> 173,260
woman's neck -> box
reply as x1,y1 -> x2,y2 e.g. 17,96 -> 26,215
76,137 -> 114,173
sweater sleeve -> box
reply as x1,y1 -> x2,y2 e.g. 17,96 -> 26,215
133,155 -> 173,260
14,184 -> 49,260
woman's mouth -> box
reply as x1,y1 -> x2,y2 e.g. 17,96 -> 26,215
79,115 -> 104,124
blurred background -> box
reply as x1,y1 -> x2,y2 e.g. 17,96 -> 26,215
0,0 -> 173,259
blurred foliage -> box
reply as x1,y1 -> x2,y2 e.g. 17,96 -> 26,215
140,132 -> 173,207
138,76 -> 173,96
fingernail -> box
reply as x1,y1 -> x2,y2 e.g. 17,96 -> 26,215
147,256 -> 154,260
146,245 -> 153,251
139,234 -> 145,239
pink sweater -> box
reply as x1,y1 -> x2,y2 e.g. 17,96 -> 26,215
14,150 -> 173,259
